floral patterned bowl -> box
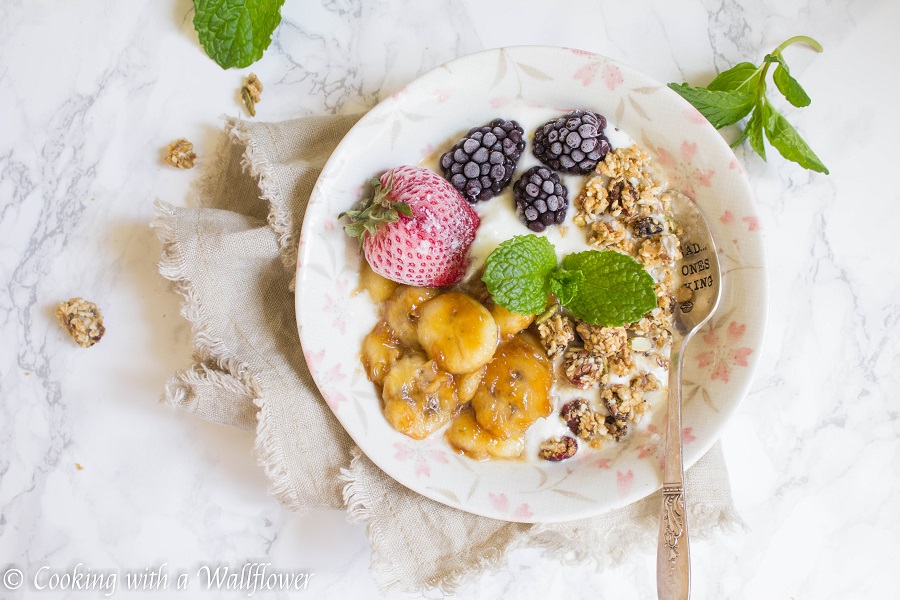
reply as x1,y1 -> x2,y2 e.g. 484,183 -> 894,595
296,46 -> 766,523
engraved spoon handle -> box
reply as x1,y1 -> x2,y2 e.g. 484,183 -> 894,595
657,336 -> 690,600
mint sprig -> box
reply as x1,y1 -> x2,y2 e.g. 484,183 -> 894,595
193,0 -> 285,69
482,235 -> 657,326
560,251 -> 657,326
668,35 -> 828,174
483,235 -> 558,315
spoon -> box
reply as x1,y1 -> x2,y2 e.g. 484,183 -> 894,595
656,191 -> 722,600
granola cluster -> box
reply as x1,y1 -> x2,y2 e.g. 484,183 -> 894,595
537,312 -> 575,359
56,297 -> 105,348
241,73 -> 264,117
164,138 -> 197,169
538,436 -> 578,462
534,144 -> 683,462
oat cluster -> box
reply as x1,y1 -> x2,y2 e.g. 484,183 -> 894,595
164,138 -> 197,169
534,144 -> 685,461
537,312 -> 574,359
537,436 -> 578,461
56,297 -> 105,348
242,73 -> 263,117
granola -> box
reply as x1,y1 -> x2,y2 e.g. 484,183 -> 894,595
537,313 -> 575,359
56,297 -> 105,348
164,138 -> 198,169
241,73 -> 263,117
538,436 -> 578,462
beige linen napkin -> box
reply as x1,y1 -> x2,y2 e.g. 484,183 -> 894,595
152,114 -> 744,594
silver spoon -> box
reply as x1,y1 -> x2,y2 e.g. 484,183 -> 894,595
656,191 -> 722,600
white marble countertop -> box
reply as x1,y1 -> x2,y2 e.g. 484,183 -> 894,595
2,0 -> 898,598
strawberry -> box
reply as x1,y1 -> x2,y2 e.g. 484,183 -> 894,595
340,166 -> 480,287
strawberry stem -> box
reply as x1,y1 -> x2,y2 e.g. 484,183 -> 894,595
338,172 -> 411,248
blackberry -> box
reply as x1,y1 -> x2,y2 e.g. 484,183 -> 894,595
513,166 -> 568,232
439,118 -> 525,203
532,109 -> 611,174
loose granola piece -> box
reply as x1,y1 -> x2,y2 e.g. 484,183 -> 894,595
632,216 -> 664,238
587,219 -> 628,250
597,145 -> 651,179
607,349 -> 636,376
563,348 -> 606,389
242,72 -> 263,116
606,178 -> 637,218
56,297 -> 105,348
537,313 -> 575,359
604,415 -> 629,441
637,233 -> 683,268
573,176 -> 609,226
575,322 -> 627,357
560,398 -> 605,440
603,384 -> 649,421
631,371 -> 660,393
163,138 -> 198,169
655,282 -> 676,316
538,436 -> 578,461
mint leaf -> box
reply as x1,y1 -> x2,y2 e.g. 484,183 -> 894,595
560,251 -> 657,326
193,0 -> 285,69
764,103 -> 829,174
668,35 -> 827,175
707,62 -> 761,92
483,235 -> 557,315
772,64 -> 811,107
548,268 -> 584,306
667,84 -> 754,128
746,102 -> 768,160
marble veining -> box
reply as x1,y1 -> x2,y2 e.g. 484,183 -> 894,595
1,0 -> 898,598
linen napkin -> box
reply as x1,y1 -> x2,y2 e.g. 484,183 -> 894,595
152,114 -> 744,594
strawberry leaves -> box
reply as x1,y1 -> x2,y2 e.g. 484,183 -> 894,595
339,174 -> 412,248
668,35 -> 828,174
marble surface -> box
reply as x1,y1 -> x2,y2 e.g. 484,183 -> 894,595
1,0 -> 898,597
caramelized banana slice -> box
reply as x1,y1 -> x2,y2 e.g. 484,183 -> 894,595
382,355 -> 458,440
359,262 -> 399,303
445,406 -> 525,460
383,286 -> 439,347
471,332 -> 553,439
489,303 -> 535,339
456,367 -> 485,403
361,322 -> 401,385
417,292 -> 499,375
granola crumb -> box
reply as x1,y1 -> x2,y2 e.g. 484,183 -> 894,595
242,72 -> 263,116
560,398 -> 607,441
538,436 -> 578,461
576,323 -> 627,357
163,138 -> 198,169
75,463 -> 84,471
537,313 -> 575,359
562,349 -> 606,389
56,297 -> 105,348
600,383 -> 650,441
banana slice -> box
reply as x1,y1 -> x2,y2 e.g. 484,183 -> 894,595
445,406 -> 525,460
382,355 -> 458,440
456,366 -> 485,403
361,322 -> 401,385
383,286 -> 439,347
417,292 -> 499,375
471,332 -> 553,439
489,303 -> 535,339
359,262 -> 399,303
